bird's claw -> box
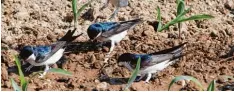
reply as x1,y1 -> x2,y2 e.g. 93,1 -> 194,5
25,65 -> 33,72
38,73 -> 44,78
144,81 -> 150,84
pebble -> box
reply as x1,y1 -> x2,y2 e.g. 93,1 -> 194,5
1,64 -> 8,81
158,33 -> 168,38
210,30 -> 219,37
224,0 -> 234,10
90,55 -> 96,63
96,82 -> 108,91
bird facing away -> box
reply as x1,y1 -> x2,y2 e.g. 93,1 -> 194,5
118,42 -> 187,83
87,18 -> 143,62
100,0 -> 129,19
19,28 -> 82,78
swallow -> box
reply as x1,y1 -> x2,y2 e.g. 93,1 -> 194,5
100,0 -> 129,19
19,28 -> 82,78
87,18 -> 143,62
118,42 -> 187,83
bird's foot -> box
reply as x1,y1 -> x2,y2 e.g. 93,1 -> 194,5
25,65 -> 33,72
144,81 -> 150,84
38,73 -> 44,78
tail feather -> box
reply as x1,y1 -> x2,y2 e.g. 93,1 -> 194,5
59,28 -> 83,43
120,18 -> 143,25
150,42 -> 187,55
150,42 -> 187,60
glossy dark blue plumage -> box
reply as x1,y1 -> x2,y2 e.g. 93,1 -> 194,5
87,22 -> 118,39
20,46 -> 52,61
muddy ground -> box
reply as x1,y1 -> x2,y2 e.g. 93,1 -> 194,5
1,0 -> 234,91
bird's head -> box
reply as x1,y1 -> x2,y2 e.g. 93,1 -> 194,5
19,46 -> 35,61
117,53 -> 138,67
118,53 -> 152,69
87,24 -> 102,41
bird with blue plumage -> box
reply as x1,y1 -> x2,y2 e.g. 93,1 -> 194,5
87,18 -> 143,62
118,42 -> 187,83
19,28 -> 82,78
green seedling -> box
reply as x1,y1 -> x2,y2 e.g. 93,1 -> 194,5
168,75 -> 204,91
124,57 -> 141,91
168,75 -> 219,91
207,80 -> 215,91
156,1 -> 214,37
156,7 -> 162,31
72,0 -> 95,28
11,56 -> 28,91
176,0 -> 185,38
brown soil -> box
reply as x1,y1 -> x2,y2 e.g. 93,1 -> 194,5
1,0 -> 234,91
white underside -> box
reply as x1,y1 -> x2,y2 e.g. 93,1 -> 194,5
108,31 -> 128,43
124,60 -> 174,75
140,60 -> 174,75
26,49 -> 65,66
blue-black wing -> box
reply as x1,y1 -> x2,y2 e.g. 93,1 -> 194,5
35,41 -> 66,63
101,18 -> 142,38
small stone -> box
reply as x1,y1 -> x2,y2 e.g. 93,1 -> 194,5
1,64 -> 8,81
224,0 -> 234,10
103,67 -> 113,75
131,82 -> 145,91
93,61 -> 102,69
90,55 -> 96,63
225,27 -> 234,36
96,82 -> 108,91
84,87 -> 92,91
217,77 -> 226,83
47,33 -> 57,41
94,79 -> 100,83
5,81 -> 11,88
210,30 -> 219,37
158,33 -> 168,38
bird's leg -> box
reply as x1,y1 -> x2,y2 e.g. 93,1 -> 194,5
145,73 -> 152,83
25,65 -> 33,72
100,0 -> 109,10
39,65 -> 50,78
109,6 -> 120,20
104,41 -> 115,63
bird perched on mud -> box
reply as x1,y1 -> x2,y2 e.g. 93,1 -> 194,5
118,42 -> 187,83
87,18 -> 143,62
19,28 -> 82,78
100,0 -> 129,19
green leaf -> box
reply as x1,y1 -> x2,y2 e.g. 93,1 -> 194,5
48,68 -> 72,76
158,7 -> 191,32
178,14 -> 214,22
156,7 -> 162,32
10,78 -> 21,91
168,75 -> 204,91
124,57 -> 141,90
207,80 -> 215,91
177,0 -> 185,17
176,0 -> 184,5
72,0 -> 77,28
14,56 -> 27,90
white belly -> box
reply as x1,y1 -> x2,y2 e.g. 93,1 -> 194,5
109,31 -> 127,43
139,60 -> 172,75
28,49 -> 65,66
